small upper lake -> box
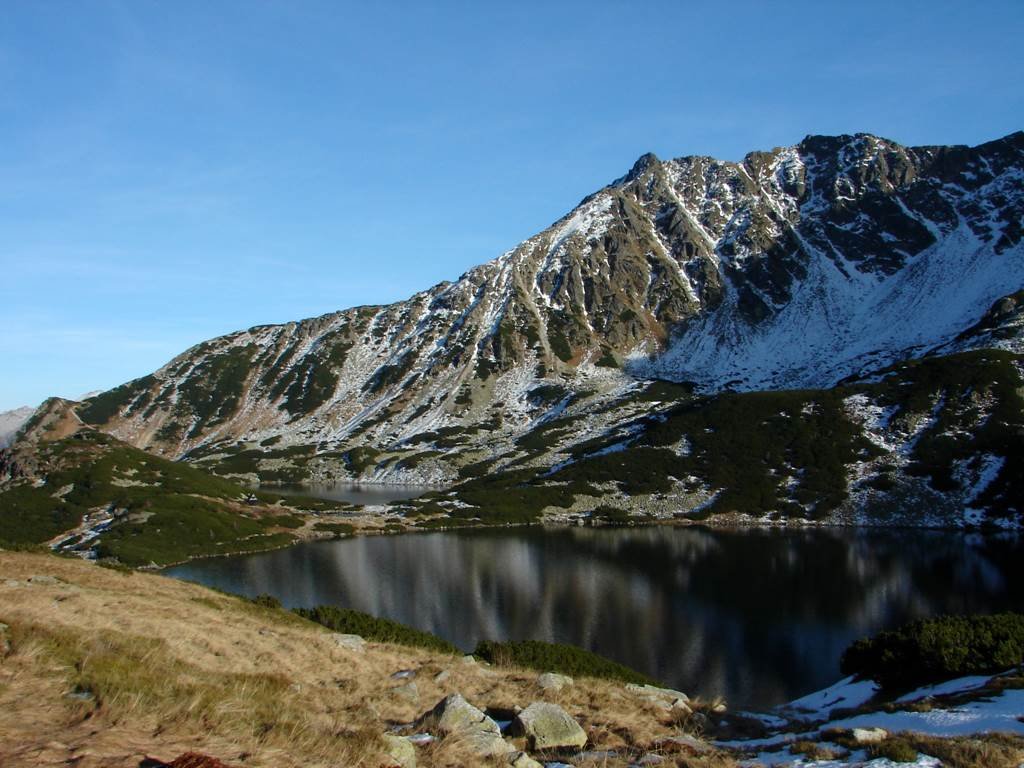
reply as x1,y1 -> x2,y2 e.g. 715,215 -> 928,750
264,482 -> 436,506
165,526 -> 1024,710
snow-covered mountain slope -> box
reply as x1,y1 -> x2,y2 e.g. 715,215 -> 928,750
74,131 -> 1024,462
0,406 -> 35,448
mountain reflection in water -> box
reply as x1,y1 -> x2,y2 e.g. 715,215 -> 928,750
165,526 -> 1024,709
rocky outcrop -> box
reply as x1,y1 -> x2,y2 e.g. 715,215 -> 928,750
418,693 -> 514,757
625,683 -> 692,712
510,701 -> 588,750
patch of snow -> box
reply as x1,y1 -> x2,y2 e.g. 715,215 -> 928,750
827,688 -> 1024,737
635,214 -> 1024,392
895,674 -> 996,703
779,675 -> 879,720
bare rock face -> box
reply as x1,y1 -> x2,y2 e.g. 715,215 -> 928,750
418,693 -> 514,757
511,701 -> 587,751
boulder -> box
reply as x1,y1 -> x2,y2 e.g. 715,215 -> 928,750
332,633 -> 365,652
625,683 -> 690,711
511,702 -> 587,751
419,693 -> 513,757
852,727 -> 888,744
381,734 -> 416,768
537,672 -> 573,692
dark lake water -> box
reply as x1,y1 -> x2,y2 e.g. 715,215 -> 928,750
165,526 -> 1024,710
263,482 -> 436,505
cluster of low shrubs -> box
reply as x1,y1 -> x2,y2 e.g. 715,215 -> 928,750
841,612 -> 1024,690
312,521 -> 356,537
294,605 -> 459,654
253,597 -> 660,686
473,639 -> 655,685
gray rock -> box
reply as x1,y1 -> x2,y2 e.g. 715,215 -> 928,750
3,579 -> 22,588
852,727 -> 888,744
392,681 -> 419,702
507,751 -> 543,768
537,672 -> 573,692
332,633 -> 365,652
511,702 -> 587,751
419,693 -> 514,757
381,733 -> 416,768
28,575 -> 59,585
391,668 -> 416,680
625,683 -> 690,711
433,669 -> 451,684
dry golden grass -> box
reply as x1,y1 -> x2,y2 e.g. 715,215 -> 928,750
0,551 -> 731,768
897,732 -> 1024,768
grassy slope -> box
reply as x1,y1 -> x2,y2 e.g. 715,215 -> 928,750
0,431 -> 343,566
0,551 -> 734,768
2,553 -> 1021,768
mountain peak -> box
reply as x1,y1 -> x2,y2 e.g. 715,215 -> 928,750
619,151 -> 660,183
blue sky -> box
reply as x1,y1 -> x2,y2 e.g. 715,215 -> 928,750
1,0 -> 1022,410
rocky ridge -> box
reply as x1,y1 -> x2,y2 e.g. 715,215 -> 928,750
70,132 -> 1023,471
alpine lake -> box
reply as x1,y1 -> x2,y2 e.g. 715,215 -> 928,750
166,484 -> 1024,711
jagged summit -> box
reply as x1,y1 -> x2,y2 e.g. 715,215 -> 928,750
615,151 -> 661,185
64,131 -> 1023,467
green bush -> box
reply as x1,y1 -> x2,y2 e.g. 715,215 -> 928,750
472,639 -> 656,685
840,612 -> 1024,690
294,605 -> 458,654
313,522 -> 355,537
250,593 -> 283,610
